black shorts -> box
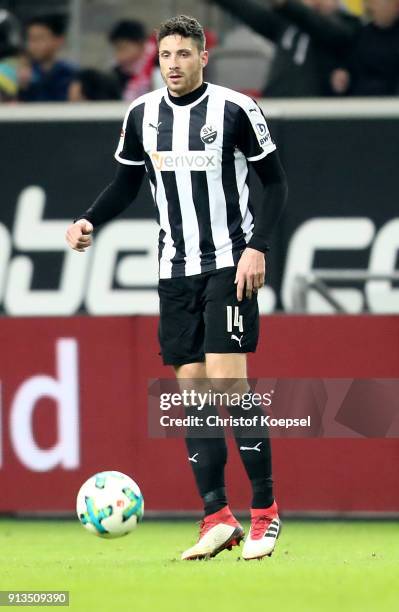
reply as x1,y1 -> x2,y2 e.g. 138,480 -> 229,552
158,266 -> 259,366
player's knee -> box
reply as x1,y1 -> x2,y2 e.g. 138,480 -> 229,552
206,355 -> 247,384
175,362 -> 208,403
174,362 -> 206,380
208,374 -> 249,397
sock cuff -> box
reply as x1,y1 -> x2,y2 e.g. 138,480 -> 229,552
205,503 -> 232,521
251,500 -> 278,517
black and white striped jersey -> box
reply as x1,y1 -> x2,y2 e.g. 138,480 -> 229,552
115,82 -> 276,279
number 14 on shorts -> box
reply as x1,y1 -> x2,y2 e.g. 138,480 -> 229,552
226,305 -> 244,333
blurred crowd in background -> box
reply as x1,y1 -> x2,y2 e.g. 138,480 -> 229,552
0,0 -> 398,103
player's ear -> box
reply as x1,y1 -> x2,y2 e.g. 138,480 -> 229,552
200,50 -> 209,68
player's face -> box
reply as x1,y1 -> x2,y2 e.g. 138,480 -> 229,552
159,35 -> 208,97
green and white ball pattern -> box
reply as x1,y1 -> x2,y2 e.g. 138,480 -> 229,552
76,471 -> 144,538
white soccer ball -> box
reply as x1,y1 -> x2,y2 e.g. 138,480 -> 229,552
76,470 -> 144,538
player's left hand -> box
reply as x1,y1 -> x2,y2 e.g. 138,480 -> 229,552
235,247 -> 265,301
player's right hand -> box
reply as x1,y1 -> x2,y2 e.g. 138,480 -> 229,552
65,219 -> 94,252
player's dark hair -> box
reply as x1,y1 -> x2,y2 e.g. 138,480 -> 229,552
26,14 -> 68,37
157,15 -> 205,51
109,20 -> 147,44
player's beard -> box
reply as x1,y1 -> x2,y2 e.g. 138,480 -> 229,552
164,63 -> 203,97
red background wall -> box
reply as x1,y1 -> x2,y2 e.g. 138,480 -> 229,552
0,315 -> 398,515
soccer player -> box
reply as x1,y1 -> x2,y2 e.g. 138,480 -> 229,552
66,15 -> 288,561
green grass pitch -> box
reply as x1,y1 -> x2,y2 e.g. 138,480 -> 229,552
0,520 -> 397,612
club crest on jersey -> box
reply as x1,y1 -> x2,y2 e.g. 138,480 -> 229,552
200,124 -> 217,145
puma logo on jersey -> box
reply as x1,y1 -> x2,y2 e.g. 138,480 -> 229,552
149,122 -> 162,134
188,453 -> 199,463
239,442 -> 262,452
231,334 -> 243,347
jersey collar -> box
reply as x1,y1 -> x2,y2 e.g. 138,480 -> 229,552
164,82 -> 209,109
